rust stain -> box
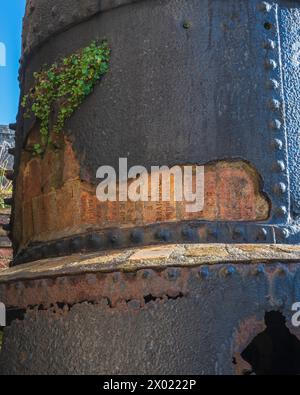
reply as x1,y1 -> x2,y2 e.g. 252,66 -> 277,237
13,129 -> 270,252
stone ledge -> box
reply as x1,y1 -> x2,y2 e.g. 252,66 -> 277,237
1,244 -> 300,283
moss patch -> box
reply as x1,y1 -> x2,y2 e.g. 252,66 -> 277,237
22,40 -> 110,155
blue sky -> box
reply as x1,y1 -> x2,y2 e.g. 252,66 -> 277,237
0,0 -> 26,124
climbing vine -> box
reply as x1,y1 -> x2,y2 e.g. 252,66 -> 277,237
22,40 -> 110,154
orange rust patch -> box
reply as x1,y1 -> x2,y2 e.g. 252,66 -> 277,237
13,132 -> 270,251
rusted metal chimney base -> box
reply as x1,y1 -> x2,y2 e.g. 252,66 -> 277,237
1,244 -> 300,375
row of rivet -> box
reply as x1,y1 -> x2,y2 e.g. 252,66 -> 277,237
0,263 -> 295,303
11,221 -> 285,265
259,2 -> 289,228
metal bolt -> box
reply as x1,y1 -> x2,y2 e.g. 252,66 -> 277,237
277,265 -> 288,276
256,227 -> 268,241
112,272 -> 121,283
86,274 -> 97,285
206,227 -> 218,241
109,232 -> 121,246
275,206 -> 287,217
258,2 -> 272,12
226,265 -> 236,275
156,229 -> 172,242
268,98 -> 281,111
273,182 -> 287,195
263,39 -> 275,50
232,226 -> 244,241
130,229 -> 144,244
166,268 -> 181,281
276,228 -> 290,240
269,119 -> 281,130
254,264 -> 265,275
266,79 -> 279,90
85,234 -> 102,250
182,227 -> 197,241
265,59 -> 277,70
70,237 -> 83,253
142,270 -> 152,280
272,160 -> 286,172
199,267 -> 210,279
271,138 -> 283,150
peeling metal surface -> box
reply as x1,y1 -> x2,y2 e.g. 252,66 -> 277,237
12,0 -> 300,255
1,259 -> 300,374
1,244 -> 300,309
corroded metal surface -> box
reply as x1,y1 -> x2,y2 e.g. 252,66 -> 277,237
1,256 -> 300,375
8,0 -> 300,266
1,244 -> 300,308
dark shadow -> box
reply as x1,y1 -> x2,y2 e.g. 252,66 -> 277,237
241,311 -> 300,375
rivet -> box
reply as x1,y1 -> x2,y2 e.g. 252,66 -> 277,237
182,227 -> 198,242
256,227 -> 268,241
271,138 -> 283,150
86,274 -> 97,285
263,39 -> 276,50
54,241 -> 66,256
266,79 -> 279,90
269,119 -> 281,130
258,2 -> 272,12
199,267 -> 210,279
277,265 -> 288,276
275,206 -> 287,217
268,98 -> 281,111
70,237 -> 83,253
272,160 -> 285,172
57,276 -> 68,287
273,182 -> 287,195
226,265 -> 236,276
156,229 -> 172,242
112,272 -> 121,283
142,270 -> 152,280
254,264 -> 265,275
166,268 -> 181,281
276,227 -> 290,240
130,229 -> 144,244
265,59 -> 277,70
85,234 -> 102,251
108,232 -> 121,246
232,226 -> 244,241
206,227 -> 218,241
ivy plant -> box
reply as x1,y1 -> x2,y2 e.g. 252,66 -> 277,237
22,40 -> 110,154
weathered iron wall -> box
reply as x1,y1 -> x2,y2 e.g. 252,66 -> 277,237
8,0 -> 300,266
1,258 -> 300,375
1,0 -> 300,376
